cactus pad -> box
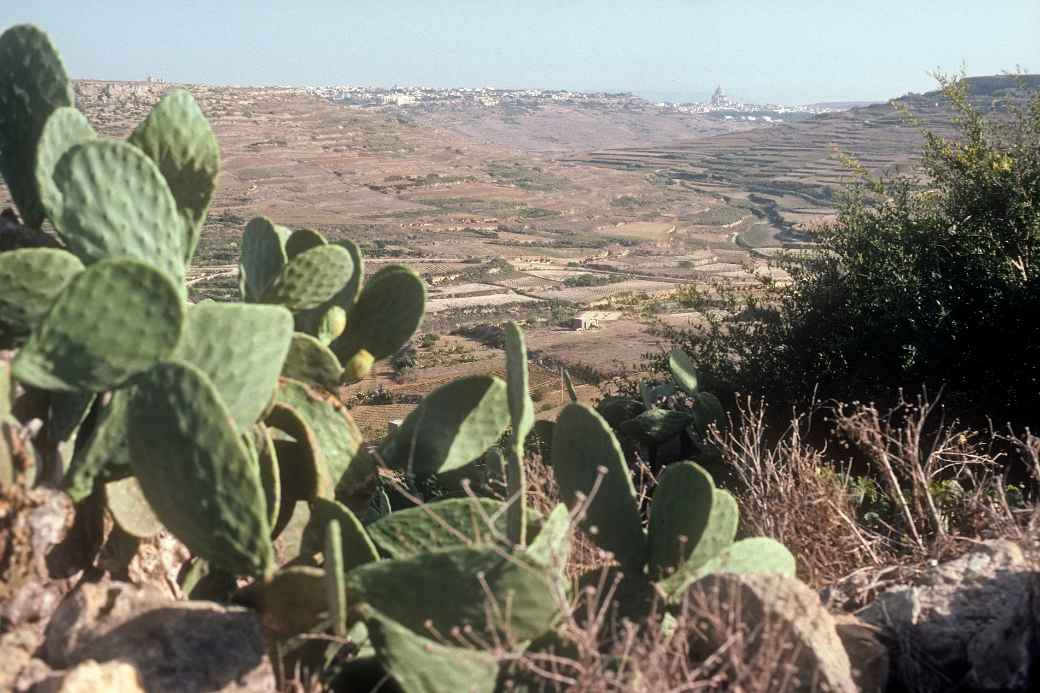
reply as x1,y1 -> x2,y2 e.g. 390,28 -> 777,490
379,375 -> 510,477
34,107 -> 96,224
274,378 -> 368,490
551,404 -> 646,570
128,89 -> 219,263
329,264 -> 424,362
51,139 -> 187,286
664,537 -> 797,601
366,497 -> 509,558
346,544 -> 560,642
13,259 -> 184,392
0,248 -> 84,341
668,349 -> 700,394
303,497 -> 379,571
284,227 -> 326,259
239,217 -> 288,302
127,360 -> 274,577
366,608 -> 500,693
262,243 -> 355,311
106,477 -> 163,538
238,566 -> 326,639
648,462 -> 714,580
0,25 -> 74,227
620,408 -> 693,445
281,332 -> 343,391
173,302 -> 293,428
64,391 -> 131,502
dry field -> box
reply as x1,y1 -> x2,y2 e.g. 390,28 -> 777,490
3,77 -> 1016,425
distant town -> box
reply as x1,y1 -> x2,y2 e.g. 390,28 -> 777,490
302,84 -> 864,122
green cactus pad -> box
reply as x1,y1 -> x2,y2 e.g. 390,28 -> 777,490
239,217 -> 289,302
172,302 -> 293,429
688,391 -> 727,436
526,503 -> 572,572
502,325 -> 532,546
13,259 -> 184,392
323,519 -> 349,636
596,397 -> 645,429
648,462 -> 715,580
251,424 -> 280,527
294,239 -> 363,339
346,544 -> 560,642
265,402 -> 330,503
303,497 -> 380,572
274,378 -> 368,490
663,537 -> 797,602
237,566 -> 326,639
668,349 -> 700,395
315,305 -> 347,345
683,488 -> 739,572
47,390 -> 94,443
506,450 -> 527,547
281,332 -> 343,391
51,140 -> 187,286
262,243 -> 355,312
561,367 -> 578,403
284,228 -> 327,259
106,477 -> 163,538
620,408 -> 693,445
379,376 -> 510,477
127,360 -> 274,577
0,248 -> 84,341
64,391 -> 131,502
551,404 -> 646,571
366,497 -> 509,558
128,89 -> 219,263
365,608 -> 499,693
0,25 -> 74,228
503,322 -> 534,449
34,107 -> 96,225
329,265 -> 424,362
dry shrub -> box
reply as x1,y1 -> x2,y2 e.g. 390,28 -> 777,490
832,394 -> 1037,560
512,570 -> 819,692
709,397 -> 887,587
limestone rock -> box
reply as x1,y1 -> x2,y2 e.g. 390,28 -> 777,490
0,486 -> 82,634
833,613 -> 888,693
686,571 -> 857,692
43,579 -> 275,692
31,660 -> 144,693
858,540 -> 1039,691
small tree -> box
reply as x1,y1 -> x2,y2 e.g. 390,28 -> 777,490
668,76 -> 1040,421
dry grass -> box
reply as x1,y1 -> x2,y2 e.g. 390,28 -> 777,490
710,397 -> 889,587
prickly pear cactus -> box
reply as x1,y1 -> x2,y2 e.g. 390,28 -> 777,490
0,24 -> 74,227
127,360 -> 274,577
127,88 -> 219,263
551,403 -> 647,571
13,259 -> 185,392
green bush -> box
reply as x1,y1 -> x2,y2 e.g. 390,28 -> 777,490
666,77 -> 1040,421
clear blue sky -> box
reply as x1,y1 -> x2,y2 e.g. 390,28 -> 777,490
7,1 -> 1039,104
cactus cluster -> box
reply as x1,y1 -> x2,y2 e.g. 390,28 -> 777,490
596,347 -> 727,467
0,23 -> 798,693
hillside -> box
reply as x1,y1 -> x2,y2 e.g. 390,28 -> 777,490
570,74 -> 1040,247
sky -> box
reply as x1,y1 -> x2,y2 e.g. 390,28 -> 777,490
7,1 -> 1040,104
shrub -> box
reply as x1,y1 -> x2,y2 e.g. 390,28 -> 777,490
665,76 -> 1040,422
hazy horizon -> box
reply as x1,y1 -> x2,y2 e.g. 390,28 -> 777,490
8,1 -> 1039,105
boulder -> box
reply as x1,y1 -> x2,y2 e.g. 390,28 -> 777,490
43,579 -> 275,692
833,613 -> 888,693
685,571 -> 857,692
858,540 -> 1039,691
